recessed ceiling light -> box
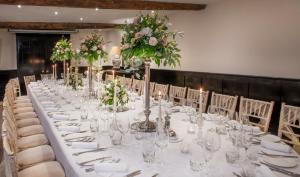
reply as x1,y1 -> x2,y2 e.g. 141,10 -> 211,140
95,8 -> 99,11
80,17 -> 83,21
17,4 -> 22,8
54,11 -> 58,15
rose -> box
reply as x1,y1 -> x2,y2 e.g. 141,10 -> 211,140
91,46 -> 97,51
134,32 -> 144,39
122,44 -> 130,50
141,27 -> 152,36
149,37 -> 158,46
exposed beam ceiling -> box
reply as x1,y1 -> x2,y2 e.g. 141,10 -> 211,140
0,0 -> 206,10
0,22 -> 118,30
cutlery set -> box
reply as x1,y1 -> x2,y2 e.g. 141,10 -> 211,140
253,162 -> 300,177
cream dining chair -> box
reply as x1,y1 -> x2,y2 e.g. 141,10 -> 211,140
23,75 -> 36,94
186,88 -> 209,113
153,83 -> 169,99
239,96 -> 274,132
168,85 -> 187,105
278,103 -> 300,153
131,79 -> 144,95
209,92 -> 238,117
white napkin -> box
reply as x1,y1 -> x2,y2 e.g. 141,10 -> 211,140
94,163 -> 128,173
256,164 -> 276,177
72,142 -> 98,149
261,140 -> 292,153
243,125 -> 261,133
44,107 -> 58,112
58,126 -> 80,132
52,114 -> 69,120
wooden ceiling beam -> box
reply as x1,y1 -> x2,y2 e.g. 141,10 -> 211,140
0,0 -> 206,10
0,22 -> 118,30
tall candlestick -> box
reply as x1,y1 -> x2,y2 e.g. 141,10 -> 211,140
113,79 -> 117,113
158,91 -> 162,119
52,65 -> 54,80
199,88 -> 203,118
67,67 -> 70,85
54,64 -> 57,80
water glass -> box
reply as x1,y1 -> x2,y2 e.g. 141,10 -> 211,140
189,146 -> 206,172
225,148 -> 240,164
142,134 -> 156,163
80,109 -> 88,121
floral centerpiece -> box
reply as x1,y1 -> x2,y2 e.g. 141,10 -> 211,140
79,32 -> 108,96
79,32 -> 108,65
120,11 -> 182,131
120,11 -> 182,67
100,80 -> 129,110
68,72 -> 83,90
50,38 -> 74,62
50,38 -> 74,82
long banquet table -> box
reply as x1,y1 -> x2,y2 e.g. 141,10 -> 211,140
28,81 -> 300,177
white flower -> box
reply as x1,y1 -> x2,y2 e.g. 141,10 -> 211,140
91,46 -> 97,51
141,27 -> 152,36
149,37 -> 158,46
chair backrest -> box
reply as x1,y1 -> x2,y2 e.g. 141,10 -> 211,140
278,103 -> 300,146
169,85 -> 187,105
239,96 -> 274,132
131,79 -> 144,95
141,82 -> 155,96
186,88 -> 209,113
10,78 -> 21,97
2,127 -> 18,177
40,73 -> 52,80
210,92 -> 238,114
153,83 -> 169,99
105,74 -> 114,83
23,75 -> 36,94
119,77 -> 132,90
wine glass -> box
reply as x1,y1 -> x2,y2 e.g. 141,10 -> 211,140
116,116 -> 130,145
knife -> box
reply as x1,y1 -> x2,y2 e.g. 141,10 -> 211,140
124,170 -> 141,177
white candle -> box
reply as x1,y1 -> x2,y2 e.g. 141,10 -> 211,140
199,88 -> 203,118
113,79 -> 117,113
54,64 -> 57,80
52,65 -> 54,80
67,67 -> 70,85
158,91 -> 162,119
112,70 -> 115,80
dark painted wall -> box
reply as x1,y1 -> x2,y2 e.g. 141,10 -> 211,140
150,69 -> 300,133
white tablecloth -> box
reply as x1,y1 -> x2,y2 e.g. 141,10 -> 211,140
28,83 -> 300,177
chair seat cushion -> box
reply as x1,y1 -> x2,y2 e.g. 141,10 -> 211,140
14,99 -> 31,104
17,118 -> 40,128
17,96 -> 29,100
14,102 -> 33,109
17,145 -> 55,169
15,112 -> 38,120
18,161 -> 65,177
17,125 -> 44,137
17,134 -> 49,150
14,107 -> 34,114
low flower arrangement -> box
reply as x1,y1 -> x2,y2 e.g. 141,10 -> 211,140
68,73 -> 83,90
100,80 -> 129,107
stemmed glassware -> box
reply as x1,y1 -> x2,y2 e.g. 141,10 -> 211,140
155,127 -> 169,166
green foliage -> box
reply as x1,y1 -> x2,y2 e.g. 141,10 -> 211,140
120,12 -> 182,68
100,80 -> 129,106
50,38 -> 74,62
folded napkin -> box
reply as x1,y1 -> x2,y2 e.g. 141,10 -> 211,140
58,126 -> 80,132
72,142 -> 98,149
256,164 -> 276,177
242,125 -> 261,133
94,163 -> 128,173
261,140 -> 292,153
44,107 -> 58,112
52,114 -> 69,120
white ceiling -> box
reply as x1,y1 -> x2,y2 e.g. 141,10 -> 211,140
0,0 -> 216,23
